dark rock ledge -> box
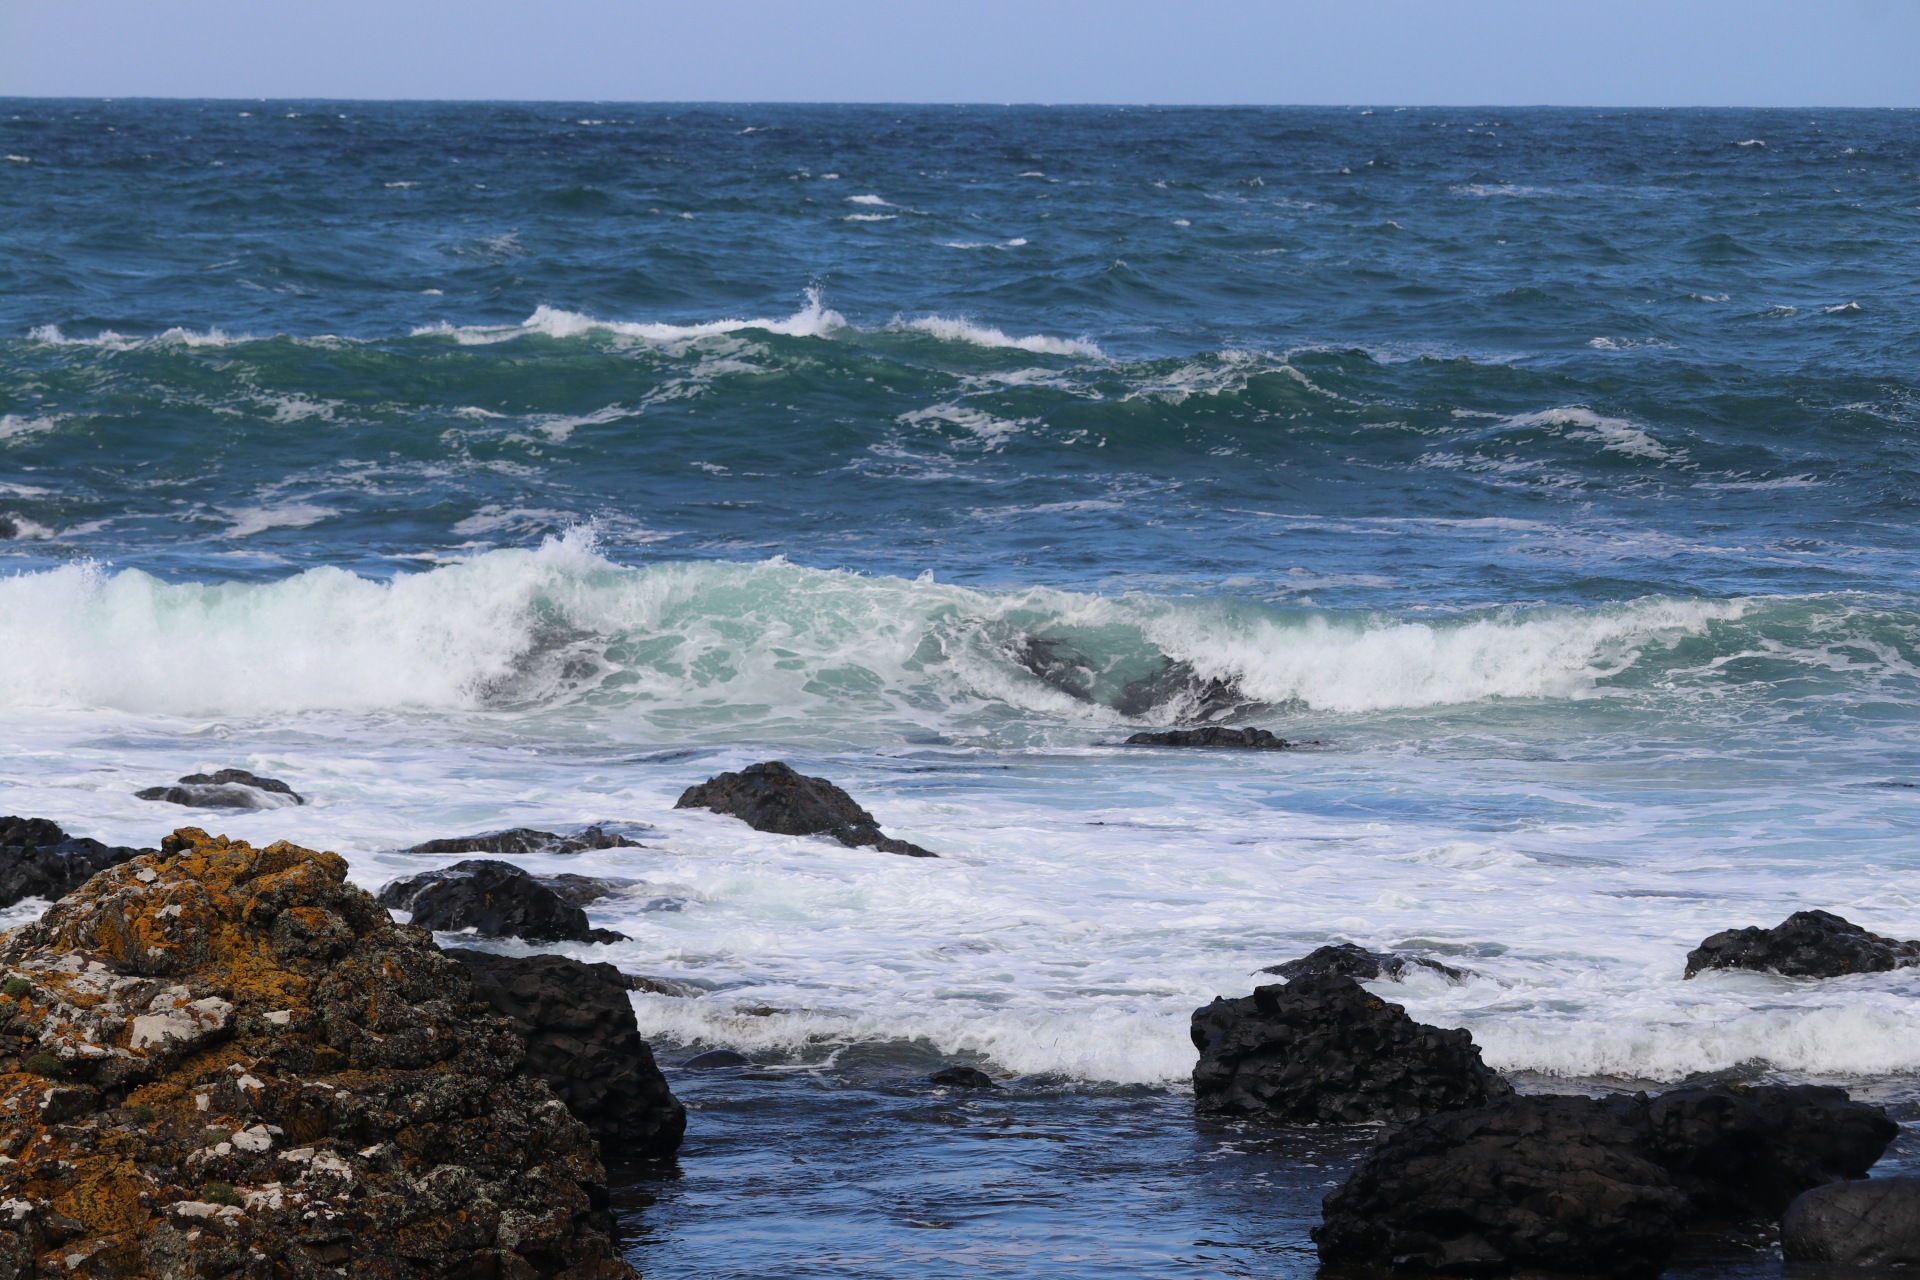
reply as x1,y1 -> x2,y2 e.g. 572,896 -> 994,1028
676,760 -> 937,857
407,824 -> 646,856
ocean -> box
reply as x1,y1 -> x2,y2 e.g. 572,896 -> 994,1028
3,100 -> 1919,1275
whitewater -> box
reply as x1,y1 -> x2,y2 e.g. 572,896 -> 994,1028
5,100 -> 1920,1276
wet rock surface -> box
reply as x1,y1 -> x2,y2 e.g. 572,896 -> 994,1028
1190,973 -> 1510,1124
377,859 -> 628,944
448,950 -> 686,1162
0,816 -> 152,910
1316,1084 -> 1897,1278
676,760 -> 937,857
1684,908 -> 1920,979
406,825 -> 645,856
682,1050 -> 752,1070
1123,726 -> 1291,750
1783,1175 -> 1920,1265
928,1066 -> 996,1089
1259,941 -> 1467,984
0,826 -> 635,1278
135,769 -> 305,811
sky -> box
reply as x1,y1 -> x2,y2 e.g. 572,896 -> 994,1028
2,0 -> 1917,106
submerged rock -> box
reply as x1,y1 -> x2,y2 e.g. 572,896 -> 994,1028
1259,942 -> 1467,984
448,950 -> 686,1161
682,1049 -> 752,1069
0,826 -> 635,1278
1190,973 -> 1510,1125
928,1066 -> 996,1089
1684,908 -> 1920,979
676,760 -> 937,857
407,824 -> 646,856
0,815 -> 151,909
1316,1084 -> 1896,1278
135,768 -> 305,810
377,859 -> 628,944
0,516 -> 16,540
1123,726 -> 1291,750
1783,1176 -> 1920,1265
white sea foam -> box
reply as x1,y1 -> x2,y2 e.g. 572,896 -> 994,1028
0,414 -> 61,443
842,214 -> 896,222
1504,407 -> 1681,462
25,324 -> 244,350
221,503 -> 339,538
892,316 -> 1102,358
413,291 -> 849,346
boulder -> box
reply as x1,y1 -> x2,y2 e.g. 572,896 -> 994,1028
1259,942 -> 1467,984
929,1066 -> 996,1089
1123,726 -> 1290,750
1783,1176 -> 1920,1265
675,761 -> 936,857
447,950 -> 685,1161
1684,908 -> 1920,979
1315,1084 -> 1897,1277
0,816 -> 151,909
0,827 -> 634,1278
377,859 -> 628,944
135,768 -> 304,810
407,825 -> 645,855
1190,973 -> 1511,1124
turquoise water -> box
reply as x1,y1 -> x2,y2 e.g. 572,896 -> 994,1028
3,101 -> 1919,1275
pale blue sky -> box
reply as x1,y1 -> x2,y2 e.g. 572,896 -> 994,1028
3,0 -> 1916,105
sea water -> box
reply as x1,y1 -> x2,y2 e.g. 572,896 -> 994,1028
3,102 -> 1919,1275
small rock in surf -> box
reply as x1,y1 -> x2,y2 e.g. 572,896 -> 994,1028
1123,726 -> 1291,750
676,760 -> 937,857
928,1065 -> 997,1089
1259,941 -> 1468,984
683,1049 -> 753,1069
406,823 -> 646,855
377,858 -> 628,944
135,768 -> 304,809
1684,908 -> 1920,979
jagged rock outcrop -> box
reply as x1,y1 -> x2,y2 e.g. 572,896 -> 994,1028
1259,942 -> 1467,984
1684,909 -> 1920,979
448,951 -> 685,1162
377,860 -> 628,944
675,761 -> 936,857
1316,1085 -> 1896,1277
0,816 -> 151,909
407,826 -> 644,856
0,827 -> 635,1278
1190,973 -> 1510,1124
135,769 -> 305,810
1783,1176 -> 1920,1265
1123,726 -> 1290,750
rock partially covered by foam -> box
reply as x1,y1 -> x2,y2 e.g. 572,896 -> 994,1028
1190,973 -> 1510,1125
135,768 -> 305,810
676,761 -> 937,857
1259,942 -> 1467,984
0,816 -> 152,909
1316,1085 -> 1896,1277
0,827 -> 634,1278
1123,726 -> 1291,750
1684,908 -> 1920,979
1784,1176 -> 1920,1265
378,859 -> 628,944
407,824 -> 646,855
448,950 -> 686,1161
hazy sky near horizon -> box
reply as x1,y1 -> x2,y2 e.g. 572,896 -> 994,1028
3,0 -> 1916,106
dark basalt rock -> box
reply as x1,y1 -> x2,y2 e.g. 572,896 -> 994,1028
1315,1084 -> 1897,1278
378,859 -> 628,944
0,816 -> 152,909
1124,726 -> 1290,750
683,1049 -> 753,1069
447,950 -> 686,1161
135,768 -> 305,810
1783,1176 -> 1920,1265
675,760 -> 936,857
407,824 -> 646,856
929,1065 -> 996,1089
1190,973 -> 1511,1125
0,516 -> 16,540
1684,908 -> 1920,979
1260,942 -> 1467,985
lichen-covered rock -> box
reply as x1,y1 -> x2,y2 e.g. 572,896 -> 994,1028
448,951 -> 686,1161
135,770 -> 304,811
1258,942 -> 1466,985
406,826 -> 645,856
377,860 -> 628,944
0,817 -> 151,910
676,761 -> 936,857
1684,909 -> 1920,979
0,827 -> 636,1278
1191,973 -> 1511,1125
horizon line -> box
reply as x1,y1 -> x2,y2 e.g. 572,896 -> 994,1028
3,96 -> 1917,112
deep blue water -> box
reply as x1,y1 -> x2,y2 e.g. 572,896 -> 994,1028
4,102 -> 1920,1278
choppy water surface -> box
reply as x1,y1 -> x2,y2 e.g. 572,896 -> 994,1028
3,101 -> 1919,1275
